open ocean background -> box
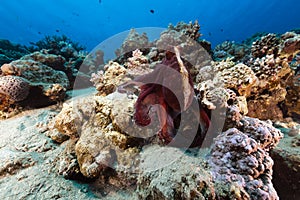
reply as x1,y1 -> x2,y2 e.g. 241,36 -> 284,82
0,0 -> 299,50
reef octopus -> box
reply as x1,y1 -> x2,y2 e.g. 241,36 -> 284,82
119,47 -> 210,146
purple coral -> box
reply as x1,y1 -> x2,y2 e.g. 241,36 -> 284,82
209,113 -> 283,199
209,128 -> 279,199
0,76 -> 30,102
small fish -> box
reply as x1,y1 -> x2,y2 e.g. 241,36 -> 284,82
220,29 -> 223,32
56,29 -> 60,32
99,0 -> 101,4
208,32 -> 212,36
150,9 -> 154,14
38,31 -> 41,34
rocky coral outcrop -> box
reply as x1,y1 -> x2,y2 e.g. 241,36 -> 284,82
251,33 -> 280,58
280,33 -> 300,118
167,20 -> 202,41
198,31 -> 300,121
51,96 -> 95,140
156,21 -> 212,79
115,29 -> 149,58
0,51 -> 71,118
46,87 -> 284,199
22,51 -> 66,71
213,40 -> 250,62
51,92 -> 147,180
284,73 -> 300,117
209,31 -> 300,121
124,49 -> 153,77
244,32 -> 298,120
209,105 -> 283,200
195,60 -> 254,114
90,61 -> 130,96
1,57 -> 69,88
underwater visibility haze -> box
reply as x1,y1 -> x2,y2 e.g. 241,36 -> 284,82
0,0 -> 300,200
1,0 -> 300,50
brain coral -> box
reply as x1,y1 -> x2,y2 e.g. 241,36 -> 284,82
0,76 -> 30,102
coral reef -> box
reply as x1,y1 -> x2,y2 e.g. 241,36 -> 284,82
0,39 -> 30,65
167,20 -> 202,41
156,21 -> 212,79
26,35 -> 90,88
202,31 -> 300,121
213,40 -> 250,62
1,21 -> 299,199
0,51 -> 70,118
90,61 -> 130,96
245,32 -> 298,120
47,90 -> 283,199
209,105 -> 283,199
115,29 -> 149,58
251,33 -> 280,58
124,49 -> 152,77
28,35 -> 85,60
195,60 -> 255,116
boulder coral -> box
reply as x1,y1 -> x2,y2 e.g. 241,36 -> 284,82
209,105 -> 283,199
0,76 -> 30,102
0,51 -> 71,118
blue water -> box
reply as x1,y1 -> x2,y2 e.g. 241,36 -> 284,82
0,0 -> 299,50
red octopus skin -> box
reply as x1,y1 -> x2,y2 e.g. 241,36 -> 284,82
119,51 -> 210,146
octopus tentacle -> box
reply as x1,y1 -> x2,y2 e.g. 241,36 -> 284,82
118,47 -> 211,146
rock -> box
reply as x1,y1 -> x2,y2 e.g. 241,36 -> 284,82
0,149 -> 35,177
137,145 -> 215,200
53,96 -> 96,139
270,134 -> 300,199
57,139 -> 83,180
0,108 -> 99,199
